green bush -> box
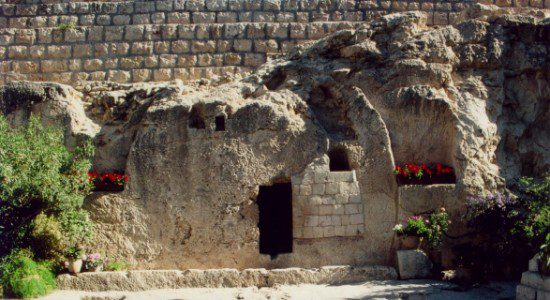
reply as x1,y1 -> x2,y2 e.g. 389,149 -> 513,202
0,116 -> 94,260
458,176 -> 550,279
0,250 -> 56,298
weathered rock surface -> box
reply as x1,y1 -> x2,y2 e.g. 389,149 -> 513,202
57,266 -> 397,291
1,11 -> 548,270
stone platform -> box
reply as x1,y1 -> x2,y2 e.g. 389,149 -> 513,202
57,265 -> 397,291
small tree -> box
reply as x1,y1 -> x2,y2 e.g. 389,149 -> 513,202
0,116 -> 94,260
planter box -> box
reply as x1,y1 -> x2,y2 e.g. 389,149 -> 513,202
396,173 -> 456,186
92,182 -> 124,192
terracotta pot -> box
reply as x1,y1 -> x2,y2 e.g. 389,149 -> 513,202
68,259 -> 83,274
401,236 -> 422,250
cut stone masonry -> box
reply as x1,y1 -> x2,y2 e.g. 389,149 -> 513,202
292,162 -> 365,239
1,0 -> 547,84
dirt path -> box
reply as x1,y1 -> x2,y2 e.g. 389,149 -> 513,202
40,280 -> 516,300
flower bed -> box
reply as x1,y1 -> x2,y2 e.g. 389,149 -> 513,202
394,163 -> 455,185
88,171 -> 128,192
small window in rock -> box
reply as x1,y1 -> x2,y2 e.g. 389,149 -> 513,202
329,148 -> 351,171
215,116 -> 226,131
188,107 -> 206,129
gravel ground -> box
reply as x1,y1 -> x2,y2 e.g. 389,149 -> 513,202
38,280 -> 517,300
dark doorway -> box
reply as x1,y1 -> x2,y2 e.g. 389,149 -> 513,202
329,148 -> 351,171
215,116 -> 226,131
257,183 -> 293,258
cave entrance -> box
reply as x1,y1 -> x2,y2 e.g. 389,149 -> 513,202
257,182 -> 293,258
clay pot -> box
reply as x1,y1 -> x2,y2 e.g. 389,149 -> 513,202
401,236 -> 422,250
68,259 -> 83,274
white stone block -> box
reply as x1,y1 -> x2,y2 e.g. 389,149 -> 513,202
312,183 -> 325,195
312,227 -> 324,238
323,226 -> 335,237
319,205 -> 332,216
305,216 -> 318,227
309,195 -> 323,205
341,215 -> 349,225
334,226 -> 345,236
300,184 -> 312,196
335,195 -> 348,204
331,215 -> 341,226
334,204 -> 344,215
345,204 -> 361,214
328,170 -> 356,182
325,182 -> 340,194
302,172 -> 314,184
302,227 -> 314,238
322,196 -> 335,205
529,255 -> 540,272
318,215 -> 331,226
397,250 -> 433,280
314,170 -> 328,183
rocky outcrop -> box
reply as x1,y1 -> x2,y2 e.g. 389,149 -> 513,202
0,11 -> 548,270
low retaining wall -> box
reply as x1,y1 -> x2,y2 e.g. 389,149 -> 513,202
57,265 -> 397,291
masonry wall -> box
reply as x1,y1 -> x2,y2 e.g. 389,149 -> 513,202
0,0 -> 546,84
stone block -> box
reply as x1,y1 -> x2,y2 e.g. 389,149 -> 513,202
325,182 -> 340,194
312,183 -> 325,195
8,46 -> 27,59
529,255 -> 540,272
328,171 -> 356,182
233,39 -> 252,52
345,225 -> 358,236
309,195 -> 323,205
334,204 -> 344,215
397,250 -> 433,279
191,41 -> 216,53
323,226 -> 335,237
349,195 -> 362,203
133,69 -> 151,82
108,70 -> 131,83
521,271 -> 543,289
516,284 -> 536,300
344,204 -> 361,215
12,61 -> 39,74
318,215 -> 331,226
314,171 -> 329,183
299,184 -> 312,196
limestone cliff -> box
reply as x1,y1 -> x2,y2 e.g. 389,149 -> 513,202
0,10 -> 548,269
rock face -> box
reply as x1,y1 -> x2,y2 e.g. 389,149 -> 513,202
396,250 -> 433,279
0,11 -> 548,270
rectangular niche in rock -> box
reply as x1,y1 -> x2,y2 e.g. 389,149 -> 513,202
257,183 -> 293,258
215,115 -> 226,131
88,171 -> 128,192
394,163 -> 456,185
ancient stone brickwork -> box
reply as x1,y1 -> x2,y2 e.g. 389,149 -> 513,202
0,0 -> 546,84
292,164 -> 365,239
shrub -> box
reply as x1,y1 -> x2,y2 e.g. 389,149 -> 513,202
393,208 -> 450,248
0,116 -> 94,260
105,260 -> 127,272
459,177 -> 550,279
0,250 -> 56,298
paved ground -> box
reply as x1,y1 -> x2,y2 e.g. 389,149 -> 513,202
40,280 -> 517,300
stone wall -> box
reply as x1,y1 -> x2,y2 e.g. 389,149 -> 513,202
0,0 -> 546,84
292,167 -> 364,239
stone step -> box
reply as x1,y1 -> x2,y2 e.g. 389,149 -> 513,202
57,265 -> 397,291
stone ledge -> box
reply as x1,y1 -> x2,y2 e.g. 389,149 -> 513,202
57,265 -> 398,291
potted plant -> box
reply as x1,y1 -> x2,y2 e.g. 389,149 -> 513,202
393,216 -> 429,249
84,253 -> 105,272
394,208 -> 451,250
65,246 -> 85,274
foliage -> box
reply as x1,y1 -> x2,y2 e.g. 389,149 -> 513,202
0,249 -> 56,298
459,176 -> 550,279
105,258 -> 127,271
65,246 -> 84,261
0,116 -> 94,260
57,23 -> 75,31
393,208 -> 450,248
